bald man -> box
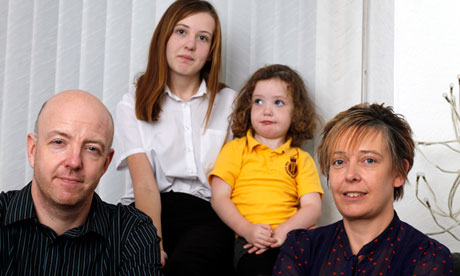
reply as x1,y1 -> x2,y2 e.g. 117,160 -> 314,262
0,90 -> 162,275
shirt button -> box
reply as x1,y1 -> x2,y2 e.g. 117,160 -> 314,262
188,169 -> 193,174
187,147 -> 191,152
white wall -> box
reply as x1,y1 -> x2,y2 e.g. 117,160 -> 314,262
0,0 -> 322,199
394,0 -> 460,252
315,0 -> 460,253
0,0 -> 458,252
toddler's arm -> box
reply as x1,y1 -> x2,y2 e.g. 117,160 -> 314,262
210,176 -> 277,249
271,192 -> 322,248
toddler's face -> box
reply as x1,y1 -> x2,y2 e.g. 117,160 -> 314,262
250,78 -> 293,145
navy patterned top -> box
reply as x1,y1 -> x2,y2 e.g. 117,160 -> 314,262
273,212 -> 453,275
0,183 -> 162,275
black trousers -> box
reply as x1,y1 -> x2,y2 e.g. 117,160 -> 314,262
234,237 -> 280,276
160,191 -> 234,276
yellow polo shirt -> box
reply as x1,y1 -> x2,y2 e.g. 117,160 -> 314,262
210,131 -> 323,228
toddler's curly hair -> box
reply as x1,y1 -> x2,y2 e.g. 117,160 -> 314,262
231,64 -> 319,147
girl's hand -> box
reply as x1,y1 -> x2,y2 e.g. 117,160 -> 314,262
243,243 -> 269,255
160,250 -> 168,268
270,225 -> 289,248
242,223 -> 276,249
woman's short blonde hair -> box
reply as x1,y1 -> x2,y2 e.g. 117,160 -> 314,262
316,103 -> 415,200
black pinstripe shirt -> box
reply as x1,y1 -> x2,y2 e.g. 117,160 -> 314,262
0,183 -> 162,275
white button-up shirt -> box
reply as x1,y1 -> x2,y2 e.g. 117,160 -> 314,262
114,80 -> 236,203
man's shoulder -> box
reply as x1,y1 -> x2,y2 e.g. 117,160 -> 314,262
93,200 -> 161,274
0,189 -> 21,221
92,197 -> 158,243
97,199 -> 153,226
118,203 -> 153,225
0,189 -> 17,204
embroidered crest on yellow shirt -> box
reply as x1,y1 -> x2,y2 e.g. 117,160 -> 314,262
285,157 -> 298,178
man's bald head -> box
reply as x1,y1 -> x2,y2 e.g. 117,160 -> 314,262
34,90 -> 114,147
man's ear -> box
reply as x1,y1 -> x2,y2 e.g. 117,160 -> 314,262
27,133 -> 37,169
102,149 -> 115,174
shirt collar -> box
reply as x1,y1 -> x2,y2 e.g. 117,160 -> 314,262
341,211 -> 401,259
4,182 -> 36,225
165,79 -> 208,101
63,192 -> 110,238
246,130 -> 294,154
4,182 -> 109,239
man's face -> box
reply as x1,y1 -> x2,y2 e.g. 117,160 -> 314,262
328,131 -> 404,223
27,93 -> 114,210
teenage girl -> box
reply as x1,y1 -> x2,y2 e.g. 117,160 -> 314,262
210,64 -> 323,276
114,1 -> 236,275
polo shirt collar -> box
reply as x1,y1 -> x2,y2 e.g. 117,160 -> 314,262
165,79 -> 208,101
246,130 -> 293,154
4,182 -> 109,239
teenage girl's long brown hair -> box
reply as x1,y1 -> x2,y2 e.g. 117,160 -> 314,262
135,0 -> 225,126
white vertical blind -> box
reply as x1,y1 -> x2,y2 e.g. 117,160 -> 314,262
14,0 -> 460,251
2,0 -> 337,201
55,1 -> 83,93
2,0 -> 34,191
0,0 -> 360,229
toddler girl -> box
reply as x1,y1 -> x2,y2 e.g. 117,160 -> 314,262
210,64 -> 323,276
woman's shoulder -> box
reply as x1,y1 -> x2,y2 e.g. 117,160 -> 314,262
217,86 -> 237,100
286,221 -> 342,244
397,220 -> 453,263
399,220 -> 449,249
118,89 -> 136,107
207,86 -> 237,115
398,221 -> 454,273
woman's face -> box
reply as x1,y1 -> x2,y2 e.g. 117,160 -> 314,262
166,12 -> 215,80
328,131 -> 404,224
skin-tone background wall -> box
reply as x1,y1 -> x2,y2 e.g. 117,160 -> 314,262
0,0 -> 458,252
